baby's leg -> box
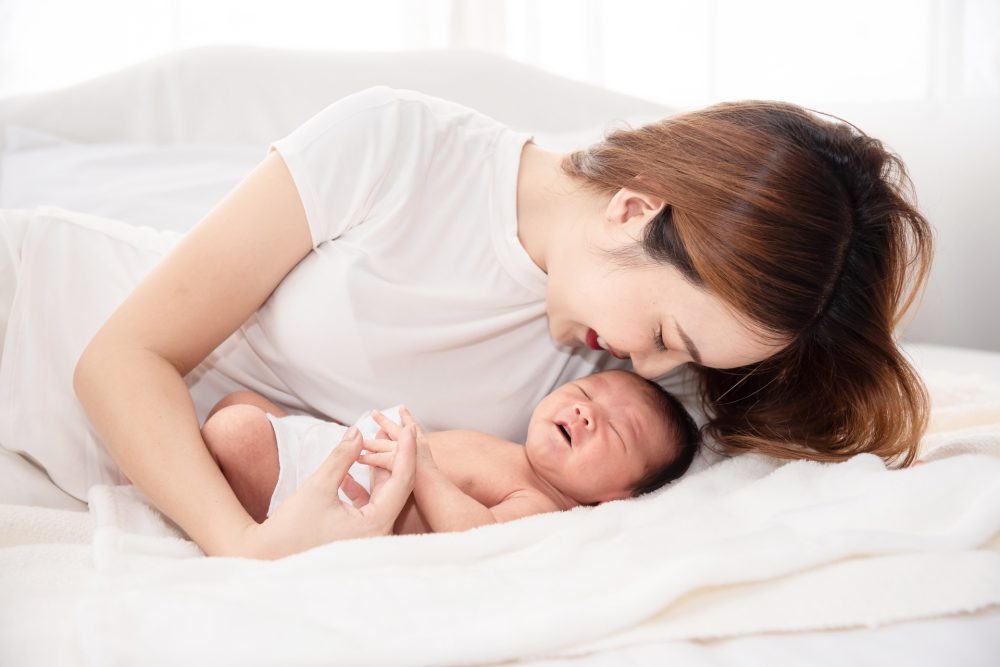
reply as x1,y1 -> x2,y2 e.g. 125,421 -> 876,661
202,403 -> 281,523
206,390 -> 290,420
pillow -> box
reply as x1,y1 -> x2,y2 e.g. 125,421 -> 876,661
0,115 -> 662,234
0,126 -> 262,232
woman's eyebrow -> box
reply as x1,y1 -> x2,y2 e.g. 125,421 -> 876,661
674,318 -> 703,364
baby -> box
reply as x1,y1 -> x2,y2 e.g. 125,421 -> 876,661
201,370 -> 699,535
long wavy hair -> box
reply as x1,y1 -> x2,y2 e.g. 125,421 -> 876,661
562,101 -> 934,466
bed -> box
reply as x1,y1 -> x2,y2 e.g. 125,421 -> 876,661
1,46 -> 998,666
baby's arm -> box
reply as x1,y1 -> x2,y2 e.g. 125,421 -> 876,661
201,392 -> 287,523
367,409 -> 553,533
412,452 -> 550,532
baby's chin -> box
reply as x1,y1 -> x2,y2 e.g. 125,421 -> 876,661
522,424 -> 558,458
521,437 -> 548,469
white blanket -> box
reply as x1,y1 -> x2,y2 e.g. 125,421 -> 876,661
1,373 -> 999,667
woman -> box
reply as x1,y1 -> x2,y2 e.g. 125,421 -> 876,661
1,87 -> 932,558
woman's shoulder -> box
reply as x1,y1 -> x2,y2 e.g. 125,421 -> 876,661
275,86 -> 509,165
321,86 -> 509,137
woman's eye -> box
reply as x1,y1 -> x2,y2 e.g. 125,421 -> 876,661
654,326 -> 668,352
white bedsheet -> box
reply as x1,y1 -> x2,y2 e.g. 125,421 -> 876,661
1,371 -> 998,667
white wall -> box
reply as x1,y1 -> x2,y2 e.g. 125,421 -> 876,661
823,99 -> 1000,352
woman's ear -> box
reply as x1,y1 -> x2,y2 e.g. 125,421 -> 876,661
606,187 -> 665,226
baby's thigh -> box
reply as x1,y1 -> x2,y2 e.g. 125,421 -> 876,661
201,404 -> 277,461
202,404 -> 280,522
206,390 -> 289,421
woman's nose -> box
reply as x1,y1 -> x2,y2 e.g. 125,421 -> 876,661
631,352 -> 683,379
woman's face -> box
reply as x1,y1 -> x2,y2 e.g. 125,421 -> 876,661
545,190 -> 787,379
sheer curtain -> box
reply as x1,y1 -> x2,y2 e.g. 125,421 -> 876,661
1,0 -> 997,105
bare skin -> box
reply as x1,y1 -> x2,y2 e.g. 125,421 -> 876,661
203,401 -> 563,534
202,370 -> 679,535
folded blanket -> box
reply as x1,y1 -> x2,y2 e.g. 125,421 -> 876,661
1,374 -> 999,667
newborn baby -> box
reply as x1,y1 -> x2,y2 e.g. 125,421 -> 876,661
201,370 -> 699,535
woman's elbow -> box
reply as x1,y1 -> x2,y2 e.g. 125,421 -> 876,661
73,332 -> 126,400
73,341 -> 105,400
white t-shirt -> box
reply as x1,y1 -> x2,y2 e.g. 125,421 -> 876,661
251,86 -> 623,441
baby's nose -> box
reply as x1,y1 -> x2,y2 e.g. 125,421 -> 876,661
573,404 -> 595,429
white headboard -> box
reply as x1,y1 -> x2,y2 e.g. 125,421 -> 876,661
0,45 -> 670,146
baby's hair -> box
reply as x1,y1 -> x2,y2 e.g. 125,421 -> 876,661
631,378 -> 700,497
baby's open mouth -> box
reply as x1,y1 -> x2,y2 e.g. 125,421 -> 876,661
556,422 -> 572,446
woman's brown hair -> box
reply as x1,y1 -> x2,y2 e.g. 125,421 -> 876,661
562,101 -> 933,466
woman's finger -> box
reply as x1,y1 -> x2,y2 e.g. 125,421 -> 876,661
398,406 -> 425,435
340,473 -> 370,508
358,451 -> 395,470
398,405 -> 414,428
371,410 -> 401,439
314,425 -> 364,491
361,437 -> 396,453
366,424 -> 416,518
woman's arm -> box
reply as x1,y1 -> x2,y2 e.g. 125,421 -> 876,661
74,152 -> 411,558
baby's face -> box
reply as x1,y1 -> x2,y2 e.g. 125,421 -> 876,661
524,370 -> 675,504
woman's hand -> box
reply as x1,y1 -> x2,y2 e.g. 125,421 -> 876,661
241,425 -> 415,560
362,407 -> 420,501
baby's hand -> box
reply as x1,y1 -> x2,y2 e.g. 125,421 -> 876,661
370,407 -> 435,469
358,423 -> 419,497
358,436 -> 400,471
371,407 -> 420,440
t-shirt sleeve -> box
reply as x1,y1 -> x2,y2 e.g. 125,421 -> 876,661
269,86 -> 406,248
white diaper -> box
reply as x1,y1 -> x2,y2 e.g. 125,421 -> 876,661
265,406 -> 402,517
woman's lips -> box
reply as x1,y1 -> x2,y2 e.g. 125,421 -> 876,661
585,328 -> 629,359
